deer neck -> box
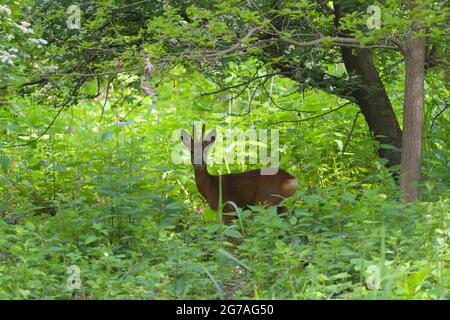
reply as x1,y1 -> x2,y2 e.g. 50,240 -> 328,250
193,164 -> 217,205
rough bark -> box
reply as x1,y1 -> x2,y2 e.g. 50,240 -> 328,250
400,32 -> 426,201
341,48 -> 403,167
263,44 -> 403,168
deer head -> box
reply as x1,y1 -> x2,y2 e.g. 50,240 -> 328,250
180,124 -> 217,166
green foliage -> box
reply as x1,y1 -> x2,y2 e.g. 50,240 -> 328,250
1,63 -> 449,299
0,0 -> 448,300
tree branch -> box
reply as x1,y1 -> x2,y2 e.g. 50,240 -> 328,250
269,101 -> 354,125
4,78 -> 85,148
100,77 -> 115,120
342,110 -> 361,155
200,72 -> 282,97
248,0 -> 399,50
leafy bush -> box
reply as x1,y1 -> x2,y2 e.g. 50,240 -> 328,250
0,62 -> 448,300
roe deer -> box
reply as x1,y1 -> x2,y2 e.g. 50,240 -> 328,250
181,125 -> 298,224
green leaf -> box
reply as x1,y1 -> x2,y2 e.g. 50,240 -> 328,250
84,235 -> 97,245
202,265 -> 224,299
380,144 -> 400,151
218,248 -> 250,270
0,156 -> 11,174
102,131 -> 113,140
341,192 -> 356,203
223,228 -> 242,239
289,216 -> 298,225
334,139 -> 343,152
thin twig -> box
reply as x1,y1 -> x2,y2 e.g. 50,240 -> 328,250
200,72 -> 283,97
304,16 -> 324,36
342,110 -> 361,155
120,96 -> 146,121
4,78 -> 85,148
430,101 -> 448,129
248,0 -> 399,50
269,101 -> 353,125
223,66 -> 262,103
228,79 -> 267,116
261,83 -> 315,114
100,77 -> 115,120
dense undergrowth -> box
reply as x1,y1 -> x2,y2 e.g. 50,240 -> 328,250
0,68 -> 448,299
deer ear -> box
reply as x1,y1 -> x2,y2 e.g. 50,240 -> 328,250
204,129 -> 217,145
180,130 -> 191,148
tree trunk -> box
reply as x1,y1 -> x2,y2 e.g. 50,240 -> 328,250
400,32 -> 426,201
261,3 -> 403,168
341,48 -> 403,167
263,45 -> 403,168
